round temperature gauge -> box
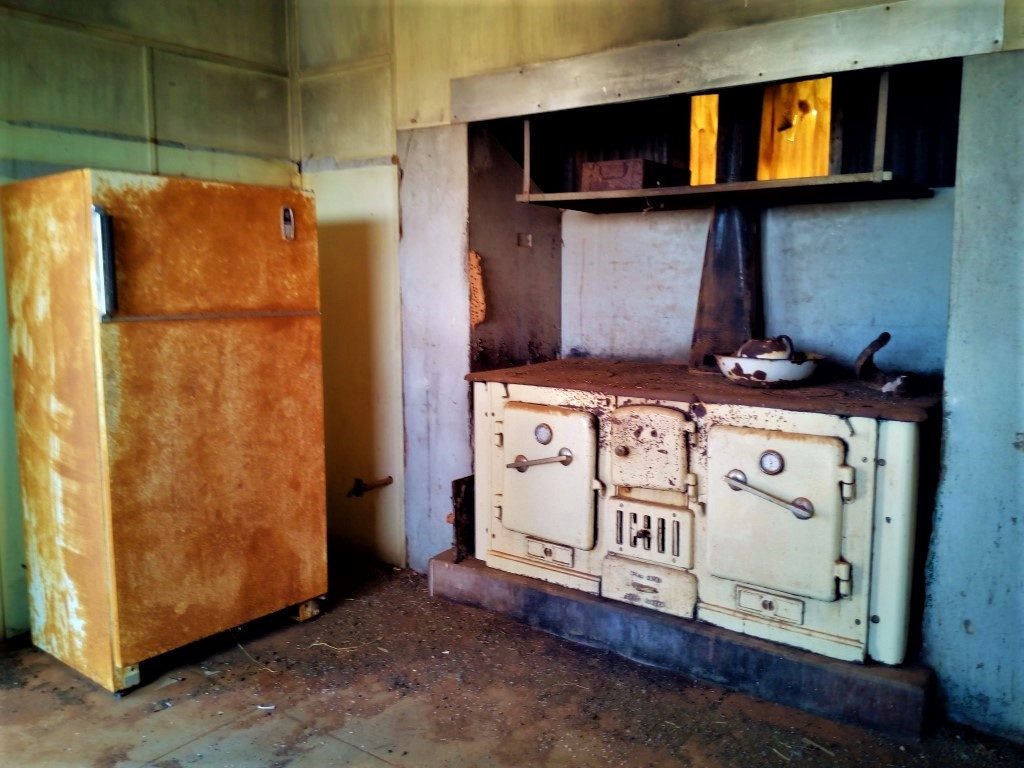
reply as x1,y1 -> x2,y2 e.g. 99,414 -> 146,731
758,450 -> 785,475
534,423 -> 553,445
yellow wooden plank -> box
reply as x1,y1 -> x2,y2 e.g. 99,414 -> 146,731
690,94 -> 719,186
757,77 -> 832,181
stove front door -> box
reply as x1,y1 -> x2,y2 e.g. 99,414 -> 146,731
609,405 -> 689,491
502,401 -> 598,550
706,425 -> 852,602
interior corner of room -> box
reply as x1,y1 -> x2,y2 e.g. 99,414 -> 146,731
0,0 -> 1022,754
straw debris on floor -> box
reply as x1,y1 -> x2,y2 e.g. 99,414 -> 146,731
0,561 -> 1020,768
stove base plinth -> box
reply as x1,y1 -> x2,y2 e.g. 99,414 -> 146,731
429,549 -> 933,739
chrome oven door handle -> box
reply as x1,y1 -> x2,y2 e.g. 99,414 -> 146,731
507,447 -> 574,473
723,470 -> 814,520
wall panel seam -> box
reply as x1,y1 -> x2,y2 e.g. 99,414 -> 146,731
285,0 -> 302,167
295,53 -> 394,82
0,120 -> 298,167
143,46 -> 158,174
0,5 -> 288,76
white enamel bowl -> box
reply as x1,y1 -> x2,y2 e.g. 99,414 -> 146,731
715,353 -> 824,388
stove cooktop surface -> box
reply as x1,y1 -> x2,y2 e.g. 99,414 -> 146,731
466,358 -> 941,422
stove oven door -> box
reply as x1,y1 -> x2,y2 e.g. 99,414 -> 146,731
707,425 -> 852,602
502,402 -> 598,550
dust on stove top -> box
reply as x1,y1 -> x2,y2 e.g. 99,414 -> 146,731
466,358 -> 941,422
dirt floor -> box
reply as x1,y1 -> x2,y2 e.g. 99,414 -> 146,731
1,561 -> 1021,768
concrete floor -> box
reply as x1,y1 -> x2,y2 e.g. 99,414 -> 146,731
1,562 -> 1021,768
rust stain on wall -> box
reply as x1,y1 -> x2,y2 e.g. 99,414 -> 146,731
102,316 -> 327,665
1,171 -> 119,690
93,176 -> 319,316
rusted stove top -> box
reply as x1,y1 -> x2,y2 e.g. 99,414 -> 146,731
466,358 -> 941,422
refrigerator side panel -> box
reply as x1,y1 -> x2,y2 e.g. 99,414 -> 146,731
92,173 -> 318,317
1,171 -> 120,690
101,315 -> 327,664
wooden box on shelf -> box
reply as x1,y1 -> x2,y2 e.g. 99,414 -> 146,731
580,159 -> 689,191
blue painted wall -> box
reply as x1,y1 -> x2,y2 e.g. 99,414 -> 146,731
562,192 -> 953,374
923,50 -> 1024,742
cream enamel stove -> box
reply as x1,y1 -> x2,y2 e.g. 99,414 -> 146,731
471,361 -> 928,665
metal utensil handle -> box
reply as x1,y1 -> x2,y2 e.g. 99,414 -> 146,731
507,447 -> 573,472
723,471 -> 814,520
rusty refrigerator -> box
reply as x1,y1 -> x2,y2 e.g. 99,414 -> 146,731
1,170 -> 327,691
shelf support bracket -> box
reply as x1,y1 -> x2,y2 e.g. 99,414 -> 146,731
522,119 -> 531,197
873,70 -> 890,174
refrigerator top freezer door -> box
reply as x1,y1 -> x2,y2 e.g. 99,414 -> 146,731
92,173 -> 318,317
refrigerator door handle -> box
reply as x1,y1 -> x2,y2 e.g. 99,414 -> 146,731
92,205 -> 117,319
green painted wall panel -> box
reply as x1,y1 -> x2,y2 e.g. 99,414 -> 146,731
153,52 -> 290,158
0,16 -> 148,136
1,0 -> 287,69
0,225 -> 27,638
156,145 -> 297,186
0,123 -> 154,172
296,0 -> 391,72
300,64 -> 394,162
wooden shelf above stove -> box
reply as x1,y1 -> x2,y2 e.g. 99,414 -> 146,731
515,171 -> 933,214
466,358 -> 941,423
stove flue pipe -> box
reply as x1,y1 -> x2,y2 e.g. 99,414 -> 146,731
689,86 -> 765,369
